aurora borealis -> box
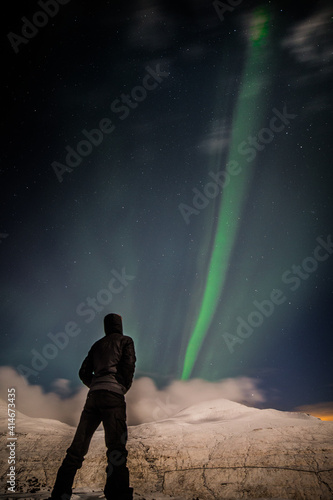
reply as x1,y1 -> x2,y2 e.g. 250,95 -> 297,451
1,0 -> 333,414
181,6 -> 272,380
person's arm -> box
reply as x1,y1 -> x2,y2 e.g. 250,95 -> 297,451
79,348 -> 94,388
120,337 -> 136,392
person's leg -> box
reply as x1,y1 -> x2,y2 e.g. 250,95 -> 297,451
50,392 -> 101,500
98,391 -> 133,500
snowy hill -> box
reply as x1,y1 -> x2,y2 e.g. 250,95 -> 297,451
0,397 -> 73,435
0,398 -> 332,499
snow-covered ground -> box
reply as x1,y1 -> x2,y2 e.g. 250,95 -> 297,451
0,398 -> 332,499
0,490 -> 186,500
0,491 -> 290,499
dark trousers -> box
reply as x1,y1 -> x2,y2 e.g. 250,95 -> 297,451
50,390 -> 133,500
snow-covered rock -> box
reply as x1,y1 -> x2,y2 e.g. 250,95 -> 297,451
0,398 -> 332,499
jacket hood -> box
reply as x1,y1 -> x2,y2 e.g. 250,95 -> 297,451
104,313 -> 123,335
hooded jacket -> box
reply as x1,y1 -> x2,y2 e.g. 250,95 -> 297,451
79,314 -> 136,395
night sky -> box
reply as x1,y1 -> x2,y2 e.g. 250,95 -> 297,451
1,0 -> 333,415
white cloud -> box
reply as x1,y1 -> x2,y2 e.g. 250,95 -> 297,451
0,366 -> 265,426
281,7 -> 333,66
0,366 -> 86,426
126,376 -> 266,425
51,378 -> 73,396
198,120 -> 230,155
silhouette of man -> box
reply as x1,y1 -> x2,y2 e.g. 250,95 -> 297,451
48,313 -> 136,500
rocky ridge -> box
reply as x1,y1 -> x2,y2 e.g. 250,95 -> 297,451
0,398 -> 332,499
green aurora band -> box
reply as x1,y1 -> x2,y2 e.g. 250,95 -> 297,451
181,7 -> 272,380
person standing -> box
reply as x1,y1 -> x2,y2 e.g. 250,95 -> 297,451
48,313 -> 136,500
